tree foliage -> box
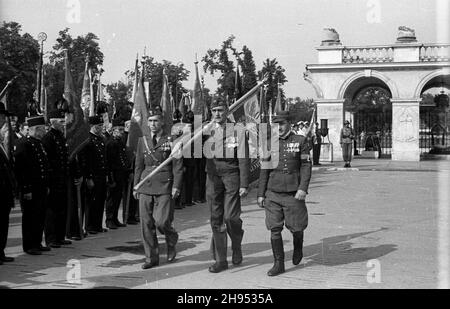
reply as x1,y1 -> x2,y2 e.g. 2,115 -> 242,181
0,21 -> 39,120
105,80 -> 132,119
287,97 -> 315,123
46,28 -> 104,109
202,35 -> 258,101
258,58 -> 287,113
125,57 -> 190,109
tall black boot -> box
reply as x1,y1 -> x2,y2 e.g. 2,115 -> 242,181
267,237 -> 285,276
292,231 -> 304,265
209,231 -> 228,273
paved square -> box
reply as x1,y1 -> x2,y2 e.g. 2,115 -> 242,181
1,159 -> 448,289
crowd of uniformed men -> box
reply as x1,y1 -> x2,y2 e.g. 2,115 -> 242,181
0,101 -> 206,260
1,97 -> 316,277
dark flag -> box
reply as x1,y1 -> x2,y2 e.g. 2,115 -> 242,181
127,64 -> 150,153
191,60 -> 204,117
64,51 -> 90,160
274,82 -> 283,114
160,68 -> 173,132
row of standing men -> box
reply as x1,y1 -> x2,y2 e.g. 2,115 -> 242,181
0,103 -> 206,260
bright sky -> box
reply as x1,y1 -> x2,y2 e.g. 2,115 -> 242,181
0,0 -> 446,98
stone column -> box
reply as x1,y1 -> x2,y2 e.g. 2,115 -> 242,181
316,99 -> 345,162
391,99 -> 421,161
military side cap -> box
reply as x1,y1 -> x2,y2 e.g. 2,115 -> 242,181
88,115 -> 103,125
272,111 -> 290,123
344,120 -> 350,124
27,115 -> 45,127
48,109 -> 65,119
112,118 -> 125,127
211,97 -> 227,109
148,108 -> 162,118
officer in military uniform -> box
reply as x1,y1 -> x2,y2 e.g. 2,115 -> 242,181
133,108 -> 183,270
79,115 -> 108,234
257,111 -> 312,276
204,98 -> 250,273
105,118 -> 130,229
0,103 -> 17,263
42,109 -> 71,248
14,116 -> 51,255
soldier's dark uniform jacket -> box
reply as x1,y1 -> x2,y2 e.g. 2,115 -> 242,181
106,136 -> 131,180
14,136 -> 50,192
134,134 -> 183,195
258,132 -> 312,196
42,128 -> 69,191
79,133 -> 107,179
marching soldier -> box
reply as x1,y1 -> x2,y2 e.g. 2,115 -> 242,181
257,111 -> 312,276
0,103 -> 17,263
79,115 -> 108,234
14,115 -> 52,255
133,108 -> 183,270
105,118 -> 130,229
42,109 -> 72,248
204,98 -> 249,273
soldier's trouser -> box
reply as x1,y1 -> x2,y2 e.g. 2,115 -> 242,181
342,143 -> 353,162
183,164 -> 195,204
207,172 -> 244,261
0,196 -> 13,257
105,171 -> 127,223
313,144 -> 321,164
265,191 -> 308,237
139,194 -> 178,263
22,185 -> 47,251
127,193 -> 138,221
194,158 -> 206,201
45,188 -> 68,244
66,180 -> 85,238
85,176 -> 106,231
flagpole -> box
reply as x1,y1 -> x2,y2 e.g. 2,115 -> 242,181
134,74 -> 268,191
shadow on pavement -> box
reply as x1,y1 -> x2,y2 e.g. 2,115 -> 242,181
80,227 -> 395,288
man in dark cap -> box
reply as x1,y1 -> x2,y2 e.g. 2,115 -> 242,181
0,103 -> 17,263
133,108 -> 183,270
14,115 -> 52,255
42,109 -> 72,248
204,97 -> 250,273
79,115 -> 108,234
257,110 -> 312,276
105,118 -> 131,229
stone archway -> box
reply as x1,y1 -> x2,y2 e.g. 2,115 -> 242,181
417,74 -> 450,156
342,77 -> 393,158
304,27 -> 449,162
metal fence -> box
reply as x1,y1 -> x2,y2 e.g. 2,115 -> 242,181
353,110 -> 392,158
420,109 -> 450,155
